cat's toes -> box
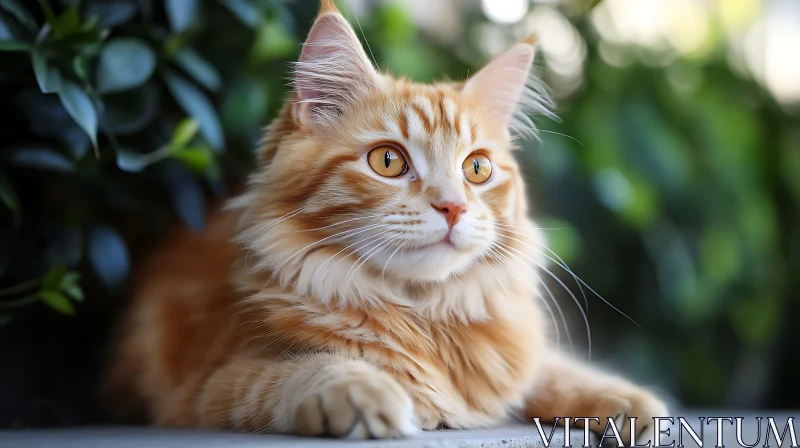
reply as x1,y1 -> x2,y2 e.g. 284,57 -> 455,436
292,367 -> 418,439
596,387 -> 669,446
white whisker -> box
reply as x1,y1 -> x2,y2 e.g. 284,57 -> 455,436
495,225 -> 589,314
268,223 -> 387,283
495,240 -> 588,356
489,245 -> 562,350
317,228 -> 392,272
297,214 -> 384,232
491,244 -> 572,350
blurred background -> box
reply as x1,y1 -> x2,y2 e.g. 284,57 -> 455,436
0,0 -> 798,428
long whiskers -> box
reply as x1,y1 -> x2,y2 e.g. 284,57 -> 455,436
495,224 -> 589,314
495,239 -> 590,357
496,225 -> 640,327
296,214 -> 384,232
268,223 -> 387,283
382,238 -> 407,283
346,233 -> 400,286
242,207 -> 305,269
317,228 -> 392,272
488,245 -> 563,350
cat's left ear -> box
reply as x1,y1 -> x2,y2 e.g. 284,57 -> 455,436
292,0 -> 379,130
462,36 -> 551,136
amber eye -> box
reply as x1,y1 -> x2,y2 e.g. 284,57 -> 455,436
462,153 -> 492,184
368,146 -> 408,177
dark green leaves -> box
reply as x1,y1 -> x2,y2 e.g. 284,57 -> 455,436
31,51 -> 62,93
58,81 -> 98,150
0,0 -> 37,32
83,0 -> 137,28
0,174 -> 18,222
165,163 -> 206,231
222,78 -> 268,137
0,8 -> 29,51
88,226 -> 130,291
173,48 -> 221,92
9,147 -> 75,172
96,38 -> 156,93
163,69 -> 223,151
116,118 -> 205,173
40,291 -> 74,315
218,0 -> 261,29
165,0 -> 199,33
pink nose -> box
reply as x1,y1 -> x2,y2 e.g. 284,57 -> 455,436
431,201 -> 467,228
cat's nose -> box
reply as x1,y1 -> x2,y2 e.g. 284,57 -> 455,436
431,201 -> 467,228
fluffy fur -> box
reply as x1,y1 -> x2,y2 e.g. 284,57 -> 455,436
104,0 -> 668,441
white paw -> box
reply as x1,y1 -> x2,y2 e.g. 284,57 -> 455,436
292,366 -> 418,439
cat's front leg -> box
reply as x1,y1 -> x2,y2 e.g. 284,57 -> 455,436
197,353 -> 418,439
523,351 -> 669,445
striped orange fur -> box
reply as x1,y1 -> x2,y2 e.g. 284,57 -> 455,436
104,0 -> 668,440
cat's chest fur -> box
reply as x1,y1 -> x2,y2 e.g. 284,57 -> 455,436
262,295 -> 546,429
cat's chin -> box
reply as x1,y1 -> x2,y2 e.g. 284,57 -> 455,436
374,240 -> 482,282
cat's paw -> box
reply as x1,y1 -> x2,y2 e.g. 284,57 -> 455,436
592,384 -> 669,446
292,365 -> 418,439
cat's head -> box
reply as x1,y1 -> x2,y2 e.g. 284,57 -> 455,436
237,0 -> 553,292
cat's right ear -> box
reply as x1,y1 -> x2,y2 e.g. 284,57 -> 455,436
292,0 -> 379,130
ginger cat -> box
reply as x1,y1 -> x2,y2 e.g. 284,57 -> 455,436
104,0 -> 668,441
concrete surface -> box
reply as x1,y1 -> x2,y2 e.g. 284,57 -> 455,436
1,411 -> 798,447
0,424 -> 589,448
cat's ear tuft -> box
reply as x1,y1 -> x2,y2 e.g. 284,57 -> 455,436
292,3 -> 378,130
463,36 -> 554,139
318,0 -> 340,15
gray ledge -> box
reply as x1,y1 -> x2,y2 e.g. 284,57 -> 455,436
2,411 -> 798,448
0,424 -> 588,448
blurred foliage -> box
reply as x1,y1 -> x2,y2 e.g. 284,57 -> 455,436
0,0 -> 798,424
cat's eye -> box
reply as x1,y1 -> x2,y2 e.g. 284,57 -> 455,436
462,153 -> 492,184
368,146 -> 408,177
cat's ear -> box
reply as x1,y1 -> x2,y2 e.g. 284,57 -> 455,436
292,0 -> 379,130
462,36 -> 553,138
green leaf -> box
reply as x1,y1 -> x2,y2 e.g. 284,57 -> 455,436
115,149 -> 149,172
173,47 -> 221,92
165,0 -> 199,33
10,147 -> 75,172
251,18 -> 295,61
218,0 -> 261,28
58,80 -> 98,150
60,271 -> 80,286
163,69 -> 224,151
38,1 -> 57,29
63,284 -> 84,302
31,51 -> 62,93
0,174 -> 18,213
173,146 -> 213,174
170,118 -> 200,149
0,40 -> 28,51
60,272 -> 84,303
96,38 -> 156,93
40,291 -> 75,315
73,53 -> 88,79
103,83 -> 160,135
42,264 -> 67,290
0,0 -> 37,31
88,226 -> 130,292
83,0 -> 137,28
52,8 -> 81,38
163,164 -> 205,230
221,78 -> 267,136
116,147 -> 171,172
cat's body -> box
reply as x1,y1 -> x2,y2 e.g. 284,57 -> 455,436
105,0 -> 668,440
